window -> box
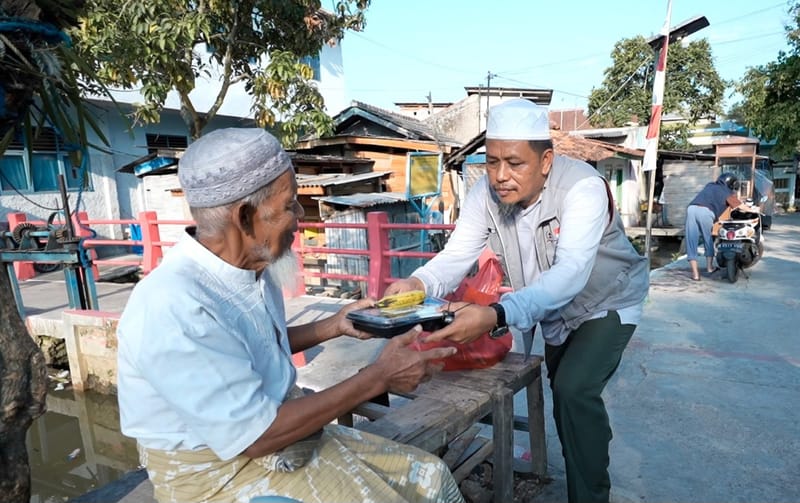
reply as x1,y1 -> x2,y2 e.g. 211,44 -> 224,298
0,129 -> 89,193
300,54 -> 321,81
146,133 -> 188,154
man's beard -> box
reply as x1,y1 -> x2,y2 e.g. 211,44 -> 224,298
265,249 -> 302,293
498,202 -> 521,219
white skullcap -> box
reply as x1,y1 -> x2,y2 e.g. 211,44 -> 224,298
178,128 -> 293,208
486,99 -> 551,141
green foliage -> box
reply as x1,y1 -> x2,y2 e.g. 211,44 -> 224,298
734,2 -> 800,158
658,122 -> 691,151
72,0 -> 370,143
588,35 -> 726,138
0,0 -> 111,157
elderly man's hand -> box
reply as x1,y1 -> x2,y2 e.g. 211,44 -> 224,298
334,297 -> 376,340
383,277 -> 426,296
372,326 -> 457,394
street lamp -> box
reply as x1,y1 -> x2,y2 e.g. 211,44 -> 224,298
642,6 -> 710,260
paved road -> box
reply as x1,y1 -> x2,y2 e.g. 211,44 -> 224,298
533,211 -> 800,502
20,214 -> 799,502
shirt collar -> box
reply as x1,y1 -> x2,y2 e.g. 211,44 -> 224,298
178,228 -> 260,286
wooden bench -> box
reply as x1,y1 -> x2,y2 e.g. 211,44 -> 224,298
297,338 -> 547,503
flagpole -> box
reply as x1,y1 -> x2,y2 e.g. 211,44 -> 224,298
643,0 -> 673,260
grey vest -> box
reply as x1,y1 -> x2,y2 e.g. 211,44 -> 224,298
485,155 -> 650,330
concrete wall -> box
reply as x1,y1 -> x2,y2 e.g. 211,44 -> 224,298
599,157 -> 642,227
61,310 -> 121,393
662,159 -> 718,228
318,41 -> 347,115
427,94 -> 556,145
2,41 -> 345,231
1,105 -> 245,243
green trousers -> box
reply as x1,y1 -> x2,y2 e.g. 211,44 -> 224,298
544,311 -> 636,503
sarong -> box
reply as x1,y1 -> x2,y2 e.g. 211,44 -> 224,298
140,423 -> 464,503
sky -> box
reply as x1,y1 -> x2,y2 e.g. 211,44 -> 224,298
335,0 -> 794,113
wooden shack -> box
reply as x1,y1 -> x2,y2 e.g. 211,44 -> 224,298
293,101 -> 461,217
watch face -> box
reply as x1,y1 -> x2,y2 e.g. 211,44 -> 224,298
489,325 -> 510,339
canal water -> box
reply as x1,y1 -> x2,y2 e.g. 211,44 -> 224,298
28,383 -> 140,503
27,237 -> 682,501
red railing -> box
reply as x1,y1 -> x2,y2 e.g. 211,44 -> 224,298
4,210 -> 455,298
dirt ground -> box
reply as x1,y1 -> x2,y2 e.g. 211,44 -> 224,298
459,462 -> 553,503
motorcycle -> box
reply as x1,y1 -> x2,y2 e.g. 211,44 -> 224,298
714,198 -> 765,283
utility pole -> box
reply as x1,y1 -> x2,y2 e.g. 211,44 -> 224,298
477,84 -> 483,133
642,1 -> 672,261
426,91 -> 433,116
486,71 -> 497,116
641,3 -> 709,260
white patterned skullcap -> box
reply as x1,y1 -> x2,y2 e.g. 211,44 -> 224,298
178,128 -> 293,208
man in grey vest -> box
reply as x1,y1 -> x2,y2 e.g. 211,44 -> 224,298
386,99 -> 650,503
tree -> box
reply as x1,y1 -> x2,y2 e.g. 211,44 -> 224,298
1,0 -> 110,499
72,0 -> 370,144
0,0 -> 117,503
587,35 -> 726,149
734,2 -> 800,159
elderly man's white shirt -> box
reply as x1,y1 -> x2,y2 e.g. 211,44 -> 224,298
117,232 -> 295,460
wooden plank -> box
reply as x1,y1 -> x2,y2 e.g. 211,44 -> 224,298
433,354 -> 543,394
352,401 -> 391,421
356,396 -> 485,454
527,375 -> 548,476
297,186 -> 325,195
407,377 -> 494,416
442,425 -> 482,469
451,438 -> 493,483
492,388 -> 515,503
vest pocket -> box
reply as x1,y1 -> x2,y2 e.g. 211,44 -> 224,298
538,220 -> 559,268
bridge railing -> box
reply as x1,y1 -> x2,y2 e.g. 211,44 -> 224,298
3,211 -> 456,298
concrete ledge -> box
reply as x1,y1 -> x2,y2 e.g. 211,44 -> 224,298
26,314 -> 65,339
62,310 -> 121,392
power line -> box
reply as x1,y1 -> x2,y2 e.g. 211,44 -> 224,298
493,74 -> 590,99
713,31 -> 786,46
713,2 -> 788,27
350,32 -> 476,76
497,4 -> 788,77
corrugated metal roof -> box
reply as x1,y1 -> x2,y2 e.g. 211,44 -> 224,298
315,192 -> 409,208
296,171 -> 389,188
334,101 -> 462,146
288,152 -> 374,165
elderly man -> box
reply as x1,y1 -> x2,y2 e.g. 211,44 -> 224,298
117,128 -> 463,503
386,100 -> 650,503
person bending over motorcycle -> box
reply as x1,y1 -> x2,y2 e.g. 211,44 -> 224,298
685,173 -> 743,281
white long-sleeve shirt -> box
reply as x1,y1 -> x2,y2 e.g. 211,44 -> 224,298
413,175 -> 643,345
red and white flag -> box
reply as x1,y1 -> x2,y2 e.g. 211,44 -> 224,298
642,0 -> 673,172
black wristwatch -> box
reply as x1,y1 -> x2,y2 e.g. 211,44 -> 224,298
488,303 -> 509,339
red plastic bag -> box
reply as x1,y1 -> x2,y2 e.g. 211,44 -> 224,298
410,257 -> 512,370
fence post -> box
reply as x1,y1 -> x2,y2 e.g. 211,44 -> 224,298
72,211 -> 100,279
7,212 -> 36,280
290,231 -> 307,298
367,211 -> 391,299
138,211 -> 162,274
